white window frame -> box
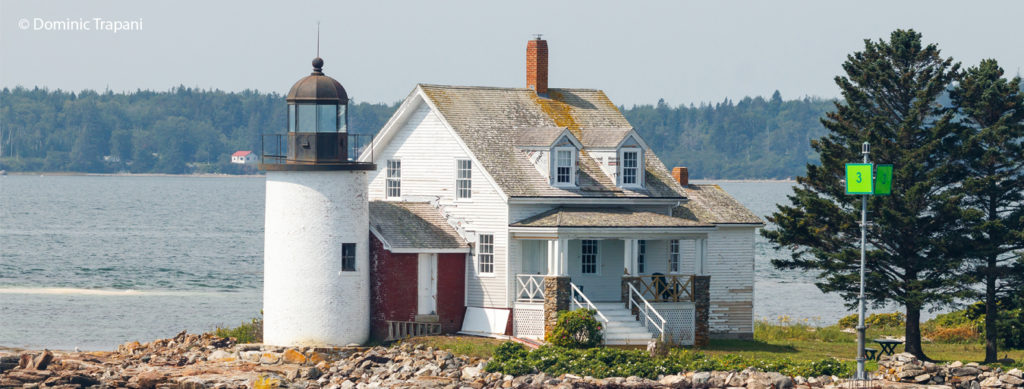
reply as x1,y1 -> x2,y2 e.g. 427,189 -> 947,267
669,240 -> 680,274
637,240 -> 646,274
386,159 -> 401,199
619,149 -> 642,188
456,159 -> 472,200
581,240 -> 599,274
552,146 -> 577,187
478,234 -> 494,275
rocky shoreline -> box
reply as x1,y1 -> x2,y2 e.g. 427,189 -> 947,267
1,332 -> 1021,389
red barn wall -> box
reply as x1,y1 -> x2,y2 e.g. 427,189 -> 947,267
369,234 -> 418,340
436,252 -> 466,334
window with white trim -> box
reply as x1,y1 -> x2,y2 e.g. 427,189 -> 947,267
456,159 -> 472,199
637,240 -> 646,274
622,150 -> 639,185
386,159 -> 401,198
581,240 -> 598,274
478,234 -> 494,274
553,148 -> 575,186
669,240 -> 680,273
341,243 -> 356,272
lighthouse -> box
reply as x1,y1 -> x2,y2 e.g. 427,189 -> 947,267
260,57 -> 374,346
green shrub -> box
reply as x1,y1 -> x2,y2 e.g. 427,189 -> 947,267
548,309 -> 604,349
837,314 -> 858,329
213,317 -> 262,343
836,312 -> 904,329
484,344 -> 854,378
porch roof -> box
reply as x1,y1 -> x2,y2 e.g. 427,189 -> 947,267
510,207 -> 714,228
673,184 -> 764,225
369,201 -> 470,252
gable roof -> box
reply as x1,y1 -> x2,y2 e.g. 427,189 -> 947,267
510,207 -> 713,228
673,184 -> 763,225
417,84 -> 686,199
369,201 -> 470,252
232,151 -> 253,157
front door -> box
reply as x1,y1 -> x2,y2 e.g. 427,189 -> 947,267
417,253 -> 438,315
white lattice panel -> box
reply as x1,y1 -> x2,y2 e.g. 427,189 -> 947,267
662,306 -> 695,345
513,304 -> 545,340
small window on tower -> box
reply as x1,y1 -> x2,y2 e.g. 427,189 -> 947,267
341,243 -> 356,271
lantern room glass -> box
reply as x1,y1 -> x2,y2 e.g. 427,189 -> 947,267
289,103 -> 347,132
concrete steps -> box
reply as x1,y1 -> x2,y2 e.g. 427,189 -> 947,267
590,302 -> 656,346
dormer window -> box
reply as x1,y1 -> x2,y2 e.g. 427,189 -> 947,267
622,151 -> 638,185
617,146 -> 644,189
553,147 -> 576,186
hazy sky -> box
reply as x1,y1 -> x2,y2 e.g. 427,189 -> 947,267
2,0 -> 1022,106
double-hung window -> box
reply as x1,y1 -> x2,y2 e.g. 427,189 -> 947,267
554,148 -> 575,186
637,240 -> 646,274
669,240 -> 680,273
478,234 -> 494,274
341,243 -> 356,272
386,159 -> 401,198
456,159 -> 472,200
622,150 -> 639,185
581,240 -> 598,274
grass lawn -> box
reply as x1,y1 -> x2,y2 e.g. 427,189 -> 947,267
399,331 -> 1024,369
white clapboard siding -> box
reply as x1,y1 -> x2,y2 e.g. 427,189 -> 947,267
566,239 -> 626,302
367,100 -> 509,308
706,227 -> 756,336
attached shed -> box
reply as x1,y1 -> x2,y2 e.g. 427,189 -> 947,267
368,201 -> 470,341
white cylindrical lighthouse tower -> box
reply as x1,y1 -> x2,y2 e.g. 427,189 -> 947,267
261,57 -> 375,346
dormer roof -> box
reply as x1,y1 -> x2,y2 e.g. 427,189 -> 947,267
514,127 -> 581,149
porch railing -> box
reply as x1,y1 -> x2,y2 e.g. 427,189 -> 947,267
627,274 -> 695,302
569,282 -> 610,324
627,282 -> 667,341
516,274 -> 545,303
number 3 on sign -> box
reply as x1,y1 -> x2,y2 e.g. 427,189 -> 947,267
845,163 -> 873,195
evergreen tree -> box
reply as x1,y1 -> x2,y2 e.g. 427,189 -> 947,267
762,30 -> 965,360
948,59 -> 1024,363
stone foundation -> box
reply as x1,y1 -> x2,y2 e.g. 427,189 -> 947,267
693,275 -> 710,348
542,276 -> 570,339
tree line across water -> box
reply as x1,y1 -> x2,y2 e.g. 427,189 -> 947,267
0,86 -> 834,178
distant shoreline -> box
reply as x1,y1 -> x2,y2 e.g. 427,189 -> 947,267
2,172 -> 263,178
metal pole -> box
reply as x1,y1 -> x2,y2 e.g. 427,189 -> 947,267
856,142 -> 869,380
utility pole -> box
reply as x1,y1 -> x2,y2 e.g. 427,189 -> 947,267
855,141 -> 869,380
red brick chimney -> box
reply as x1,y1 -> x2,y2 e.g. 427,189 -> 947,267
526,37 -> 548,94
672,167 -> 689,186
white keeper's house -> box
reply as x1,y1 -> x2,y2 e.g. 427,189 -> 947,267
259,37 -> 761,348
355,38 -> 763,345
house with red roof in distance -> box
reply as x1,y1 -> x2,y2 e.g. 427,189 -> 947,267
231,150 -> 257,165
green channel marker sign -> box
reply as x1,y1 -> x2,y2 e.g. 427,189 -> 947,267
845,163 -> 874,194
874,164 -> 893,195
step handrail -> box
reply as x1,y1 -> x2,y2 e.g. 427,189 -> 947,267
627,282 -> 667,341
569,282 -> 610,324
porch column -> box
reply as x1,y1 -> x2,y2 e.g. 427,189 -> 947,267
695,238 -> 708,276
557,237 -> 568,276
693,275 -> 711,347
622,238 -> 635,275
546,239 -> 559,276
542,276 -> 571,339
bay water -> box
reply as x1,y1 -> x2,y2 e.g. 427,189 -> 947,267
1,175 -> 906,350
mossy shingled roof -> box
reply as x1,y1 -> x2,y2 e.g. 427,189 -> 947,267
510,207 -> 713,228
418,84 -> 686,198
673,184 -> 763,225
369,201 -> 469,250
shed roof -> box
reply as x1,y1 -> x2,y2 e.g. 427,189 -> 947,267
510,207 -> 713,228
369,201 -> 469,251
673,184 -> 764,225
418,84 -> 686,199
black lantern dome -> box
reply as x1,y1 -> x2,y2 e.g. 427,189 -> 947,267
286,57 -> 349,104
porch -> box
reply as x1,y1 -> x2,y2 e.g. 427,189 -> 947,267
509,233 -> 712,346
